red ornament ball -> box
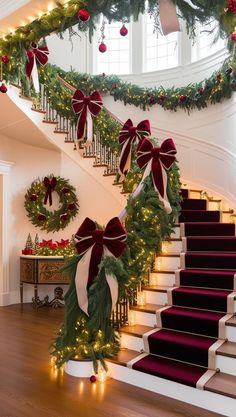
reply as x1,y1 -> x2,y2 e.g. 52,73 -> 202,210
148,95 -> 156,105
60,213 -> 68,221
120,25 -> 128,36
231,31 -> 236,41
90,375 -> 97,383
179,94 -> 187,103
78,9 -> 90,22
216,73 -> 222,82
99,42 -> 107,53
198,87 -> 204,95
0,83 -> 7,93
38,213 -> 46,221
227,0 -> 236,13
1,55 -> 10,64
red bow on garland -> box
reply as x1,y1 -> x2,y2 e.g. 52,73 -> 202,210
75,217 -> 127,315
72,89 -> 103,142
26,43 -> 49,92
119,118 -> 151,176
43,176 -> 57,206
136,137 -> 177,213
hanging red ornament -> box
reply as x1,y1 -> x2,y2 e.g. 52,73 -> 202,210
0,83 -> 7,93
216,73 -> 222,82
120,24 -> 128,36
198,87 -> 204,95
231,31 -> 236,41
78,9 -> 90,22
1,55 -> 10,64
30,194 -> 38,201
99,42 -> 107,53
226,0 -> 236,13
90,375 -> 97,383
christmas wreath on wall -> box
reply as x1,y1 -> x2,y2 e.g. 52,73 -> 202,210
24,174 -> 79,233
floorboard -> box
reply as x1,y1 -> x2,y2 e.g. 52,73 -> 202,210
0,304 -> 226,417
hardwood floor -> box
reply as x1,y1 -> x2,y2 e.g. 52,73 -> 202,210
0,304 -> 225,417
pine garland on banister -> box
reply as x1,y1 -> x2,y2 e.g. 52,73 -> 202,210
39,61 -> 236,118
0,0 -> 235,95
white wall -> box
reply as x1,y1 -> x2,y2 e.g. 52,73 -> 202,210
0,134 -> 124,305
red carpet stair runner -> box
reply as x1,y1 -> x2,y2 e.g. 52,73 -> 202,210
124,189 -> 236,390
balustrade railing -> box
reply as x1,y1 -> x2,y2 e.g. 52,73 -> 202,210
36,84 -> 120,176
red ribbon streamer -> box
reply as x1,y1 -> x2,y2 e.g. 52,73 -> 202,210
43,177 -> 57,206
119,118 -> 151,176
72,89 -> 103,141
137,137 -> 176,199
75,217 -> 126,288
25,42 -> 49,79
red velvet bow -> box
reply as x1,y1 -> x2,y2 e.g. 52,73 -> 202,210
137,138 -> 176,198
43,177 -> 57,206
72,89 -> 103,141
119,119 -> 151,175
39,239 -> 53,248
75,217 -> 126,287
25,42 -> 49,79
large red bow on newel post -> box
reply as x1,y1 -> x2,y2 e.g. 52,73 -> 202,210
136,137 -> 177,213
119,118 -> 151,177
72,89 -> 103,142
75,217 -> 127,315
43,176 -> 57,206
26,42 -> 49,93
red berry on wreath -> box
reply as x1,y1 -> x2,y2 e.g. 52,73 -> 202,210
198,87 -> 204,95
60,213 -> 68,221
227,0 -> 236,13
99,42 -> 107,53
120,25 -> 128,36
38,213 -> 46,221
0,83 -> 8,93
90,375 -> 97,383
68,203 -> 76,210
78,9 -> 90,22
30,194 -> 38,201
62,187 -> 70,194
1,55 -> 10,64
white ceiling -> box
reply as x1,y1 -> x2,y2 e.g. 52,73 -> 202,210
0,0 -> 67,37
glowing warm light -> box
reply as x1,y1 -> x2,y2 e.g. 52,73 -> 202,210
28,16 -> 35,22
128,310 -> 136,326
37,11 -> 44,18
78,381 -> 84,396
162,242 -> 169,254
47,2 -> 54,12
149,274 -> 158,286
156,258 -> 162,271
137,291 -> 146,306
97,361 -> 108,382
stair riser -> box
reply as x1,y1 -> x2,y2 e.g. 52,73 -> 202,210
132,310 -> 157,327
216,355 -> 236,377
171,227 -> 180,239
162,240 -> 183,253
226,326 -> 236,342
180,253 -> 236,270
144,290 -> 167,305
120,333 -> 143,352
149,272 -> 176,287
155,256 -> 180,270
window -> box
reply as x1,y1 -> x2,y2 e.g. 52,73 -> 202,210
143,13 -> 179,72
191,21 -> 225,62
95,19 -> 130,75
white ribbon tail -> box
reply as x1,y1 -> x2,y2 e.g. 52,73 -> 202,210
132,159 -> 152,199
31,58 -> 40,93
75,246 -> 94,316
119,140 -> 132,176
87,111 -> 93,142
159,0 -> 180,36
118,207 -> 128,222
104,248 -> 119,311
105,274 -> 119,311
153,162 -> 172,214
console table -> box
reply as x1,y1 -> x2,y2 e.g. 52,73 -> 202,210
20,255 -> 70,307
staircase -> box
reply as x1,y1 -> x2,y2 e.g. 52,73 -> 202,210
107,189 -> 236,417
5,85 -> 236,415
